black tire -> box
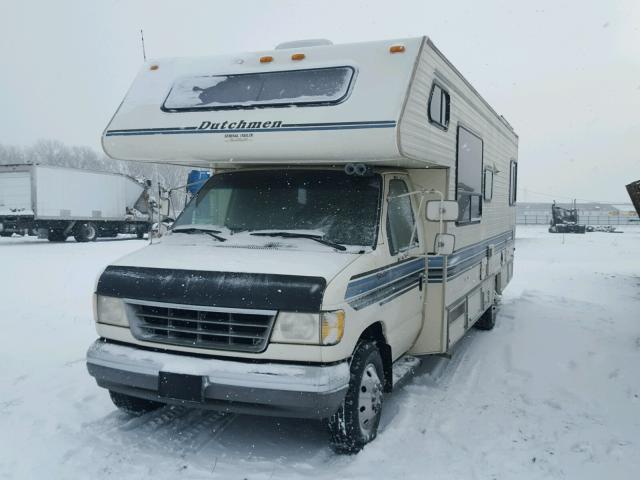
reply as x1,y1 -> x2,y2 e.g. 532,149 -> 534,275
474,305 -> 496,330
136,229 -> 146,239
47,230 -> 68,242
328,341 -> 384,454
0,232 -> 12,237
109,390 -> 163,416
74,222 -> 98,242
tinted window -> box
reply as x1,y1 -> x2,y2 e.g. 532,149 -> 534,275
509,160 -> 518,205
174,170 -> 381,247
163,67 -> 354,111
456,126 -> 483,223
428,83 -> 450,129
386,179 -> 417,255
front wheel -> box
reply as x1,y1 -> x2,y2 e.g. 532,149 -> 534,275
328,341 -> 384,454
109,391 -> 163,416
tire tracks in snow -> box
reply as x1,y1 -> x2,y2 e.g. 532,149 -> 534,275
79,406 -> 237,459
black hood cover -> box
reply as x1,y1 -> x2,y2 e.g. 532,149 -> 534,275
96,266 -> 326,312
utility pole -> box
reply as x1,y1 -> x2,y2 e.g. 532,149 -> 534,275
140,29 -> 147,62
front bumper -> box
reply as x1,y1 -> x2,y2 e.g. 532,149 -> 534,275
86,340 -> 350,419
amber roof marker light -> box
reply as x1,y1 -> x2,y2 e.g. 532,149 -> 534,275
389,45 -> 405,54
149,64 -> 159,71
260,56 -> 274,63
291,53 -> 306,61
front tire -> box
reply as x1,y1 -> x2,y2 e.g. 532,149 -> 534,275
328,341 -> 384,454
109,391 -> 163,416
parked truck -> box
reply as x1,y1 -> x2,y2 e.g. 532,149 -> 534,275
87,36 -> 518,453
548,200 -> 586,234
0,164 -> 152,241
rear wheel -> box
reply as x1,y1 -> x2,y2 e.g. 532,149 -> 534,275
74,222 -> 97,242
328,341 -> 384,454
474,305 -> 496,330
47,229 -> 68,242
109,391 -> 163,416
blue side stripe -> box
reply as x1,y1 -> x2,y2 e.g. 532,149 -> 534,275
345,258 -> 424,300
428,230 -> 514,282
343,230 -> 514,304
105,121 -> 397,137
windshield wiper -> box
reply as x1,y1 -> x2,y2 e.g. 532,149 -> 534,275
250,231 -> 347,251
172,227 -> 227,242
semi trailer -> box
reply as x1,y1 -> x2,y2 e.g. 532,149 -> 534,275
0,164 -> 152,241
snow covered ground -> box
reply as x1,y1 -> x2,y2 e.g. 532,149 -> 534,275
0,227 -> 638,479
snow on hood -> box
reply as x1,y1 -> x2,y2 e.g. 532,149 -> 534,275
111,230 -> 363,281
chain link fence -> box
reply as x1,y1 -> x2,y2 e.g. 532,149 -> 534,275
517,215 -> 639,225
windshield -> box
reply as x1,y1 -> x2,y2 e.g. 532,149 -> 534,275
173,170 -> 381,247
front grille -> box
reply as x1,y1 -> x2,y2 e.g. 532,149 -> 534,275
128,302 -> 276,353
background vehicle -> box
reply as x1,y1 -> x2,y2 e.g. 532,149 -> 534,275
87,36 -> 518,453
0,164 -> 152,241
627,180 -> 640,217
548,200 -> 586,233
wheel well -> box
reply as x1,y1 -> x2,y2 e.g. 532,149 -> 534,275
358,322 -> 393,393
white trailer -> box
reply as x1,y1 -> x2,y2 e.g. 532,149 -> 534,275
0,164 -> 152,241
88,36 -> 519,453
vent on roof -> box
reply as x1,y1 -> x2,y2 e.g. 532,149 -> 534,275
275,39 -> 333,49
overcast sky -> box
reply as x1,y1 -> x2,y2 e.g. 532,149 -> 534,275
1,0 -> 638,202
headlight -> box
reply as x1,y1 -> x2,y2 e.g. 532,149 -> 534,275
271,310 -> 345,345
271,312 -> 320,344
95,295 -> 129,327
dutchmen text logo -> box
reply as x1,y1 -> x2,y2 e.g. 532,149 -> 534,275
198,120 -> 283,130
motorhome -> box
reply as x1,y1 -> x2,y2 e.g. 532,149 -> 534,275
87,36 -> 518,453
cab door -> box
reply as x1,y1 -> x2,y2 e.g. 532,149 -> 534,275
379,174 -> 425,356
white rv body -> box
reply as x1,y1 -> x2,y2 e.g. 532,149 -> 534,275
89,36 -> 518,451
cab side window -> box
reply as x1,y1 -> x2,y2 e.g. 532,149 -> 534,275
386,179 -> 417,255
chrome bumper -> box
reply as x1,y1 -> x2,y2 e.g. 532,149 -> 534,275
86,340 -> 350,418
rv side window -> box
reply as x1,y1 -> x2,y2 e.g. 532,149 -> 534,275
386,179 -> 418,255
483,169 -> 494,201
428,83 -> 450,129
163,66 -> 354,111
509,160 -> 518,205
456,126 -> 483,224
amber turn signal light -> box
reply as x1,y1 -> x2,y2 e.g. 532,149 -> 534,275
291,53 -> 306,61
389,45 -> 405,53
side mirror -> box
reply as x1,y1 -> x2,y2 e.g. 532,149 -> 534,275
434,233 -> 455,255
426,200 -> 459,222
